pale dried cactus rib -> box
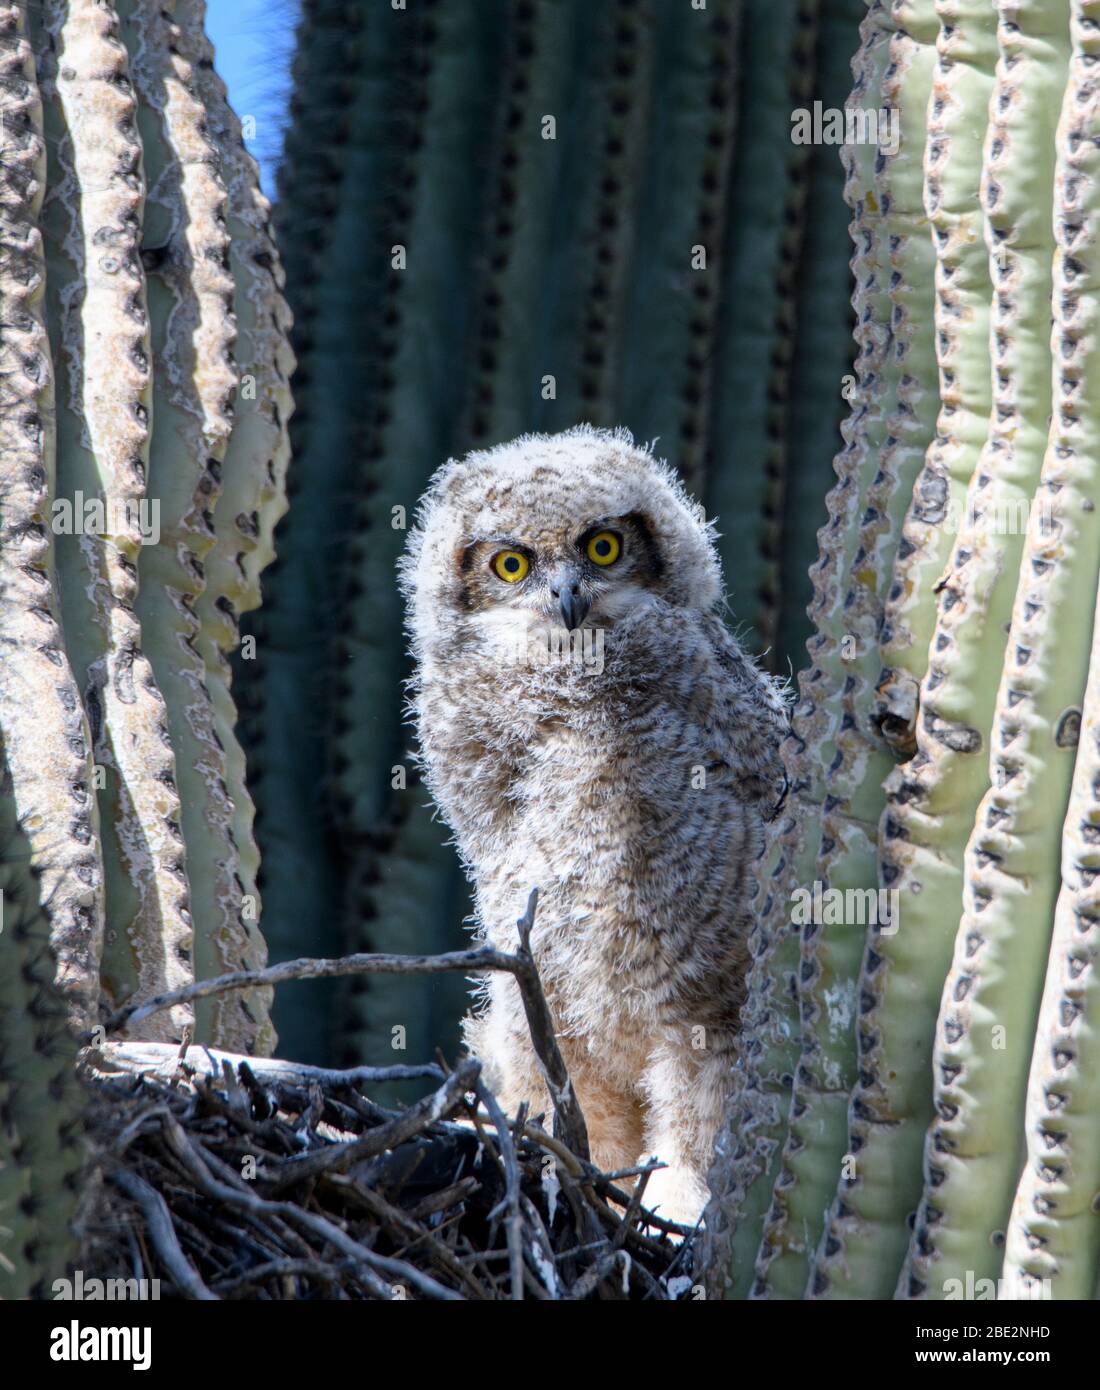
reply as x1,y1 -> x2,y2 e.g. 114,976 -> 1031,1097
37,0 -> 193,1039
118,0 -> 266,1050
812,0 -> 1069,1299
176,0 -> 296,1057
903,0 -> 1100,1295
0,0 -> 105,1026
754,0 -> 940,1301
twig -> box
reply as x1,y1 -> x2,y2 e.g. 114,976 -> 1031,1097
209,1257 -> 350,1297
261,1058 -> 480,1192
88,1045 -> 444,1095
510,888 -> 590,1161
321,1173 -> 487,1300
159,1113 -> 462,1301
110,1168 -> 218,1301
477,1080 -> 525,1301
97,889 -> 591,1170
99,947 -> 528,1038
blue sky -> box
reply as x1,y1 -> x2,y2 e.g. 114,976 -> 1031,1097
205,0 -> 298,197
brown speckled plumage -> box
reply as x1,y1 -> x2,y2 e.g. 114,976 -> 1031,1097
400,427 -> 789,1222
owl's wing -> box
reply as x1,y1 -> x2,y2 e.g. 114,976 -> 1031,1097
697,613 -> 792,819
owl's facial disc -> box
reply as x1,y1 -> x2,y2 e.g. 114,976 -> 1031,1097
461,513 -> 660,635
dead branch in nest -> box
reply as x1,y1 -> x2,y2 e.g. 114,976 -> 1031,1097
99,886 -> 588,1159
80,887 -> 696,1299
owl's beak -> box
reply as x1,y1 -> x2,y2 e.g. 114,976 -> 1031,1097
559,590 -> 590,631
548,568 -> 590,631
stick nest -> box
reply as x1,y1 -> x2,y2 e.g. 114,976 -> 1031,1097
75,1046 -> 698,1301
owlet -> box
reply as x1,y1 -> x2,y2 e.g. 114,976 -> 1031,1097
400,426 -> 789,1223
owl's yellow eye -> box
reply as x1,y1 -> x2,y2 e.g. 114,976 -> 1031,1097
492,549 -> 529,583
586,530 -> 621,566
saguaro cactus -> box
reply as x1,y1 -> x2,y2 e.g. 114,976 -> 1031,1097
0,0 -> 292,1052
242,0 -> 863,1073
0,783 -> 84,1299
705,0 -> 1100,1301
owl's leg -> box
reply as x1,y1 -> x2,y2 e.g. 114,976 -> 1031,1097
639,1029 -> 737,1228
567,1056 -> 646,1177
462,975 -> 551,1126
465,978 -> 645,1172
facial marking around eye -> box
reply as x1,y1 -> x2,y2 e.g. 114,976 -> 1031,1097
586,530 -> 621,566
491,548 -> 529,583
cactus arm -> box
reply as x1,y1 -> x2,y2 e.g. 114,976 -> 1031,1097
461,0 -> 583,451
903,0 -> 1100,1294
35,0 -> 198,1040
754,0 -> 940,1300
811,0 -> 1069,1300
0,783 -> 84,1298
341,788 -> 472,1106
233,0 -> 368,1059
535,0 -> 654,436
0,0 -> 105,1027
0,2 -> 87,1292
116,0 -> 265,1048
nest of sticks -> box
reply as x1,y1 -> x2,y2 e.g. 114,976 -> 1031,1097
76,892 -> 698,1300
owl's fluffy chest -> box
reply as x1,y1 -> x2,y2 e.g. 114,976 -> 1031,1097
470,712 -> 743,1021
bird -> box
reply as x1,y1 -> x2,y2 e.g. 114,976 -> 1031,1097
399,425 -> 789,1224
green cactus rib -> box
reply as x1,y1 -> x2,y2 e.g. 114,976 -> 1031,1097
902,0 -> 1100,1297
117,0 -> 271,1051
614,0 -> 741,496
0,0 -> 105,1028
36,0 -> 194,1041
775,0 -> 865,669
875,0 -> 998,747
755,0 -> 941,1300
0,777 -> 85,1299
704,0 -> 819,659
703,0 -> 896,1297
1003,547 -> 1100,1299
812,0 -> 1069,1300
233,0 -> 368,1061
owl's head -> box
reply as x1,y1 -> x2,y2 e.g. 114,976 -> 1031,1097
401,426 -> 723,650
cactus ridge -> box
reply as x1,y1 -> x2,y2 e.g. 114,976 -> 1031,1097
2,0 -> 291,1060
